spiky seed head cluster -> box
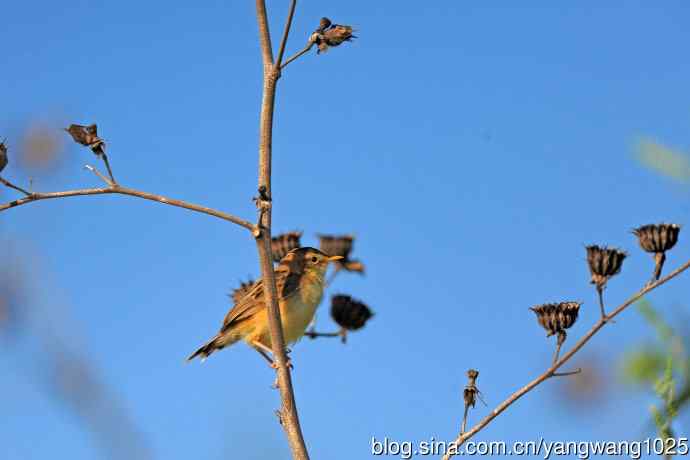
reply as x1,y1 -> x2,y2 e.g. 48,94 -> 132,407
330,294 -> 373,331
585,245 -> 627,288
530,302 -> 581,337
271,231 -> 303,263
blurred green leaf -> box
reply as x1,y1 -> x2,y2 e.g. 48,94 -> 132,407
621,346 -> 666,385
635,138 -> 690,183
637,299 -> 675,344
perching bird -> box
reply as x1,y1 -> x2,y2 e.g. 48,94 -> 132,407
188,247 -> 342,365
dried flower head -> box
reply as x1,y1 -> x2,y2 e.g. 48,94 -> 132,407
65,124 -> 105,156
318,234 -> 365,274
585,245 -> 627,289
0,138 -> 8,173
330,294 -> 373,331
312,18 -> 356,54
633,223 -> 680,254
633,223 -> 681,281
318,17 -> 332,31
530,302 -> 581,337
230,278 -> 255,304
271,231 -> 302,263
464,369 -> 480,408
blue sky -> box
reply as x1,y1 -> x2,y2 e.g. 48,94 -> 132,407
1,1 -> 690,459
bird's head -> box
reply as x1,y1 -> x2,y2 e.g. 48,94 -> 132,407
280,247 -> 342,278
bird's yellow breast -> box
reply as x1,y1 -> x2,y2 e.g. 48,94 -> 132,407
280,273 -> 324,344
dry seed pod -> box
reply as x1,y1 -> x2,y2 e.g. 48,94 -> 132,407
464,369 -> 479,408
271,231 -> 302,263
585,245 -> 627,289
318,234 -> 365,274
230,279 -> 255,304
586,245 -> 626,318
65,123 -> 105,156
313,20 -> 356,54
531,301 -> 580,364
0,139 -> 8,173
330,294 -> 373,331
633,223 -> 681,281
530,302 -> 581,337
318,17 -> 332,31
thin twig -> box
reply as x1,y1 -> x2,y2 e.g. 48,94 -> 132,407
275,0 -> 297,68
304,330 -> 343,341
281,42 -> 314,69
85,164 -> 114,187
552,368 -> 582,377
254,1 -> 310,459
442,258 -> 690,459
0,177 -> 33,196
460,405 -> 470,435
0,185 -> 255,231
101,154 -> 117,185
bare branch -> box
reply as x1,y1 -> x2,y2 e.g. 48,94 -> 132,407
281,42 -> 315,70
255,0 -> 274,67
254,1 -> 310,458
85,164 -> 115,187
275,0 -> 297,68
0,176 -> 33,196
0,185 -> 255,231
442,258 -> 690,459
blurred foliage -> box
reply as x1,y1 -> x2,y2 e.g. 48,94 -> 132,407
635,138 -> 690,183
620,300 -> 688,443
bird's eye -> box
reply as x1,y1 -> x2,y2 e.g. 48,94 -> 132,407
311,256 -> 318,263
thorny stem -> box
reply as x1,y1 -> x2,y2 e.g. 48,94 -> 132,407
442,258 -> 690,460
254,1 -> 310,459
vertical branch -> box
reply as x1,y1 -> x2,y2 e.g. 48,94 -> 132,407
276,0 -> 297,68
254,1 -> 310,459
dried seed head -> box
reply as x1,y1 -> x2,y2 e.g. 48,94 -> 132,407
467,369 -> 479,382
330,294 -> 373,331
633,223 -> 680,254
318,17 -> 332,31
230,278 -> 255,304
271,231 -> 302,262
585,245 -> 627,288
318,234 -> 365,274
65,123 -> 105,156
464,369 -> 480,408
313,20 -> 356,54
0,139 -> 8,173
530,301 -> 581,337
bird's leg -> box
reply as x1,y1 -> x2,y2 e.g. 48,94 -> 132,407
251,340 -> 293,370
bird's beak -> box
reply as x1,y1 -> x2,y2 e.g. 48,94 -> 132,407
327,255 -> 344,262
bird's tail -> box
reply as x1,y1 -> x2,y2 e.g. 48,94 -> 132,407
187,334 -> 226,362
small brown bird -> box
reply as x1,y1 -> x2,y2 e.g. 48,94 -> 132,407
188,247 -> 342,365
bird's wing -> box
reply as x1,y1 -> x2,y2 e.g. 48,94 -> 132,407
220,264 -> 301,332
